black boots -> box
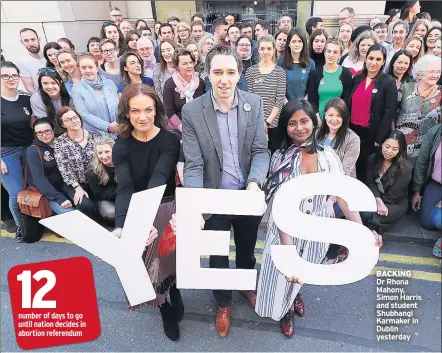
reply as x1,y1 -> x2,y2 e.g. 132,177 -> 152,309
15,226 -> 23,243
159,300 -> 179,341
170,283 -> 184,322
159,285 -> 184,341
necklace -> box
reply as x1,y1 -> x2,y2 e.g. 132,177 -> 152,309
416,83 -> 436,100
68,129 -> 85,143
324,65 -> 338,74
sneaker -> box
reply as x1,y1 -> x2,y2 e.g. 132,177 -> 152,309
15,226 -> 24,243
159,300 -> 180,341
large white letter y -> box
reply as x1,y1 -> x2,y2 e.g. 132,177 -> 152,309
40,186 -> 166,306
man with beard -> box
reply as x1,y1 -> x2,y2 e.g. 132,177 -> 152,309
17,28 -> 46,95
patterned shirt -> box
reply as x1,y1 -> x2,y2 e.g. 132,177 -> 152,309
396,82 -> 441,158
54,130 -> 99,186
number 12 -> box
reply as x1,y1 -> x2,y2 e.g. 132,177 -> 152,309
16,270 -> 57,308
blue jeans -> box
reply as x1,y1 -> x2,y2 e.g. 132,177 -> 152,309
421,179 -> 442,229
1,146 -> 27,227
49,200 -> 75,214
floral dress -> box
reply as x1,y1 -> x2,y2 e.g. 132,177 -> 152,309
396,83 -> 441,159
255,144 -> 344,321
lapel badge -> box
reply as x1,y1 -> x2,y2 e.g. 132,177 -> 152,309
372,88 -> 378,94
244,103 -> 251,112
320,79 -> 325,85
431,98 -> 436,104
301,69 -> 306,74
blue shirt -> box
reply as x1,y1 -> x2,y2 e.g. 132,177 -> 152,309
117,77 -> 154,93
211,92 -> 245,190
277,58 -> 315,101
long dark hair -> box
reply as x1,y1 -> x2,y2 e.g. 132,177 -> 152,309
424,26 -> 442,53
276,98 -> 319,153
387,49 -> 413,82
400,1 -> 419,22
119,52 -> 144,86
116,84 -> 168,139
100,21 -> 125,51
386,8 -> 400,25
316,98 -> 349,151
282,28 -> 311,69
43,42 -> 62,68
362,43 -> 387,77
372,130 -> 409,190
37,69 -> 70,123
308,29 -> 329,55
135,19 -> 148,30
125,30 -> 140,52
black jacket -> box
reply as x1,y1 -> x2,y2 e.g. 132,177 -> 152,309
26,139 -> 68,205
307,66 -> 353,113
348,73 -> 398,144
87,166 -> 117,202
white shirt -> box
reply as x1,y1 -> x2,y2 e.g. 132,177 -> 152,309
16,55 -> 46,91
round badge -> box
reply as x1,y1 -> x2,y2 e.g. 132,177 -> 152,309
301,69 -> 306,74
244,103 -> 251,112
372,88 -> 378,94
431,98 -> 436,104
320,80 -> 325,85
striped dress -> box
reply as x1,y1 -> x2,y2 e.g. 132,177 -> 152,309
255,145 -> 344,321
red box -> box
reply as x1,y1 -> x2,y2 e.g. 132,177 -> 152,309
8,257 -> 101,350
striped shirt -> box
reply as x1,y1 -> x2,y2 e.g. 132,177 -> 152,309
245,64 -> 286,127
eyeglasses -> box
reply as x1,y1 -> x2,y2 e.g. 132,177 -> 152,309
37,67 -> 57,75
339,15 -> 352,22
35,129 -> 53,137
138,47 -> 153,52
425,70 -> 441,75
101,48 -> 116,55
110,14 -> 123,18
237,43 -> 251,47
62,115 -> 81,123
1,74 -> 19,81
77,51 -> 91,57
103,21 -> 116,27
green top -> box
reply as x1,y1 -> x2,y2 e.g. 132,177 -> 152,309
318,66 -> 343,120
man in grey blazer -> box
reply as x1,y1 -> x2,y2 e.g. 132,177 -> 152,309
182,45 -> 270,338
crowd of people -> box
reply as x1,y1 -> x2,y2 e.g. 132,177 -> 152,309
1,0 -> 441,342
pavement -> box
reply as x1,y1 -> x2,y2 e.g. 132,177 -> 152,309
1,221 -> 441,352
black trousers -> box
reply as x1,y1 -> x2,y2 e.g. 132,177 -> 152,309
1,183 -> 13,222
204,214 -> 261,308
350,124 -> 378,184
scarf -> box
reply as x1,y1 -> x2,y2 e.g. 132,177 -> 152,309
80,73 -> 118,137
172,71 -> 200,102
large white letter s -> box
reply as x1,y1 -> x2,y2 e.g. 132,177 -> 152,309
270,173 -> 379,285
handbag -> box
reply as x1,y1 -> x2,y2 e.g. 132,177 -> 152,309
17,145 -> 53,219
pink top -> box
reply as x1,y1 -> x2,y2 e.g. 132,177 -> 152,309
432,142 -> 442,184
351,78 -> 375,127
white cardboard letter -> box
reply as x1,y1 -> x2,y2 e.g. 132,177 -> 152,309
176,188 -> 265,290
271,173 -> 379,285
40,186 -> 166,306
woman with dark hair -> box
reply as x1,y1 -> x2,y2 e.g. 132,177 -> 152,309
100,21 -> 125,52
88,135 -> 117,225
57,38 -> 75,51
364,130 -> 412,234
400,1 -> 421,31
153,39 -> 177,101
1,61 -> 34,242
278,28 -> 315,101
163,49 -> 204,134
54,106 -> 98,218
348,44 -> 398,183
307,37 -> 352,122
112,84 -> 181,341
27,118 -> 80,215
43,42 -> 62,69
424,26 -> 441,55
317,98 -> 360,177
308,29 -> 329,68
118,52 -> 153,94
235,35 -> 256,72
255,98 -> 382,337
135,19 -> 148,31
57,49 -> 81,95
30,68 -> 71,133
125,30 -> 140,55
71,53 -> 119,137
87,37 -> 104,66
387,50 -> 414,90
274,30 -> 288,60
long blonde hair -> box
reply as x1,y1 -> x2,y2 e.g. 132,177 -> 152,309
91,136 -> 115,185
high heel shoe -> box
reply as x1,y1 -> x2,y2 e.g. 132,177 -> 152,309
169,283 -> 184,322
159,300 -> 180,341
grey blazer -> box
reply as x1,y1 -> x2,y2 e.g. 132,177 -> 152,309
182,89 -> 270,189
